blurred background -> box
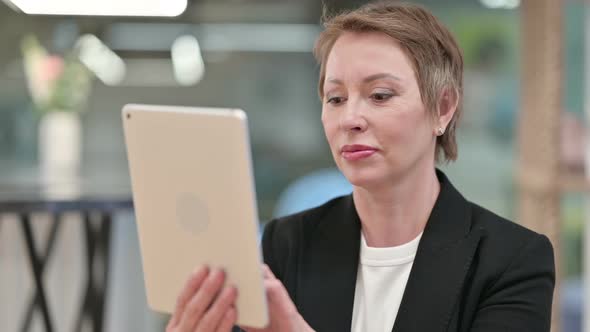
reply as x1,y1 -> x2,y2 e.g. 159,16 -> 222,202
0,0 -> 586,331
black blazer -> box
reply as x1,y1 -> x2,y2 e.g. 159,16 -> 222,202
261,171 -> 555,332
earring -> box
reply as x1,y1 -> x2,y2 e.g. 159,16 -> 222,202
436,127 -> 444,136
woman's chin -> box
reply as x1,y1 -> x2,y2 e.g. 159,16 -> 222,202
342,171 -> 385,189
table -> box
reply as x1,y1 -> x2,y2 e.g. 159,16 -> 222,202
0,181 -> 133,332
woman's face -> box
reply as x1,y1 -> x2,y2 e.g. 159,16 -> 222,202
321,32 -> 437,188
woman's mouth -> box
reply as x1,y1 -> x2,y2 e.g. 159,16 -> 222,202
341,144 -> 378,161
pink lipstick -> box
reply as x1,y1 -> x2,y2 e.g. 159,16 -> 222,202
341,144 -> 378,161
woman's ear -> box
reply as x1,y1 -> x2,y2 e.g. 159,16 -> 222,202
436,87 -> 459,132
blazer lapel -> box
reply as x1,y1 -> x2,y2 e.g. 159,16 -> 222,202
393,171 -> 482,332
298,196 -> 361,332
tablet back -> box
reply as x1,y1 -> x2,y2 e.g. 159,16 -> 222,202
122,104 -> 268,328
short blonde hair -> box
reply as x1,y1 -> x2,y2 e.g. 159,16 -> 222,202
314,1 -> 464,162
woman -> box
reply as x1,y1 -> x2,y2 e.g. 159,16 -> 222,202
166,2 -> 555,331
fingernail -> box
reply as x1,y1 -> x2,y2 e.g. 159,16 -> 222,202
193,265 -> 207,277
210,267 -> 221,278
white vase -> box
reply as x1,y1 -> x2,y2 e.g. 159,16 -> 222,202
38,111 -> 82,197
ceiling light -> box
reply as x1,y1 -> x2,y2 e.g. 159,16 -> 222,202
480,0 -> 520,9
171,35 -> 205,86
75,34 -> 126,85
3,0 -> 187,16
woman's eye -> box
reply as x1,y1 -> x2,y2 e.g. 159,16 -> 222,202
371,92 -> 394,102
326,96 -> 345,105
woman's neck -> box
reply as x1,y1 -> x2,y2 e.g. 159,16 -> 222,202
353,166 -> 440,248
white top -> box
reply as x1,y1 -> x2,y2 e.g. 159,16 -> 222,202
351,231 -> 423,332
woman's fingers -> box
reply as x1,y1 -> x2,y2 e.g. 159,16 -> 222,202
262,264 -> 275,280
214,306 -> 238,332
265,278 -> 292,310
261,265 -> 295,317
240,268 -> 306,332
197,285 -> 238,331
177,268 -> 226,331
168,266 -> 210,329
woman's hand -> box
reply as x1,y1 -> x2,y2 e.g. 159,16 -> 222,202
166,266 -> 238,332
240,265 -> 314,332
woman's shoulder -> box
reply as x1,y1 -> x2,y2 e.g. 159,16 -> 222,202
467,201 -> 554,274
438,169 -> 551,252
263,194 -> 351,240
260,195 -> 352,278
465,201 -> 555,323
469,201 -> 550,245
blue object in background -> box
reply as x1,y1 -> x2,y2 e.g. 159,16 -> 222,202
561,278 -> 583,332
273,168 -> 353,218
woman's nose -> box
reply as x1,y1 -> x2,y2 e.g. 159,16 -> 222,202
340,101 -> 368,132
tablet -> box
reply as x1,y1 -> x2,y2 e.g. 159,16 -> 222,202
122,104 -> 268,328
